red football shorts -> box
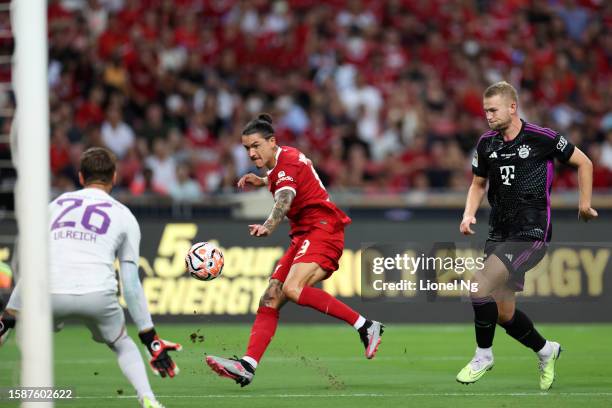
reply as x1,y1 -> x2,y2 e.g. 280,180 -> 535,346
271,227 -> 345,282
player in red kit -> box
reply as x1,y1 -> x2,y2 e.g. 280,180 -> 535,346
205,114 -> 384,387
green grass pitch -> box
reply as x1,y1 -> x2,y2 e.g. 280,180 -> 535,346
2,323 -> 612,407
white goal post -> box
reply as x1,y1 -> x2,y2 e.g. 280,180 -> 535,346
11,0 -> 53,407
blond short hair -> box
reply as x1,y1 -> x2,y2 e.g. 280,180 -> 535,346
483,81 -> 518,103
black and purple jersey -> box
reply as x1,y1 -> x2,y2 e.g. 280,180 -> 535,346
471,120 -> 575,241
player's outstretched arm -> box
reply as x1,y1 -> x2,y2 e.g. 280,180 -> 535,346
249,189 -> 295,237
119,261 -> 182,378
567,147 -> 598,222
237,173 -> 268,189
120,261 -> 154,331
460,175 -> 487,235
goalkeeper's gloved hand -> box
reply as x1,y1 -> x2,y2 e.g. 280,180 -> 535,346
139,328 -> 182,378
0,314 -> 16,346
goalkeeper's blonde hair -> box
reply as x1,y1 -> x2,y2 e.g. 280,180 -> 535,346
483,81 -> 518,103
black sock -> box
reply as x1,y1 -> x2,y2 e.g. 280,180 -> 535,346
472,297 -> 498,348
499,309 -> 546,352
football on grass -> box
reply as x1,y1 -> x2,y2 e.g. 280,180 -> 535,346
185,242 -> 224,281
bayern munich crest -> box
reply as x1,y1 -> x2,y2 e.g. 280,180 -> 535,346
518,145 -> 531,159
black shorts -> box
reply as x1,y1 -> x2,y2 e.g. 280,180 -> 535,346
484,239 -> 548,292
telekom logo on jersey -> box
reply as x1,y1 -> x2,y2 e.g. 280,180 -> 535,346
500,165 -> 515,186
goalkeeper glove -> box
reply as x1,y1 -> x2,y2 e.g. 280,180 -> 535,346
0,314 -> 15,346
139,328 -> 182,378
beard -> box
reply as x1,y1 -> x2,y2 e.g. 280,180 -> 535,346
489,117 -> 511,131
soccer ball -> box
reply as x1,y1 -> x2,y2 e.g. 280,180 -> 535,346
185,242 -> 224,281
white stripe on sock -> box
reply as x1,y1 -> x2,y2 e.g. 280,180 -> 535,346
353,316 -> 366,330
537,341 -> 553,359
476,347 -> 493,359
242,356 -> 258,369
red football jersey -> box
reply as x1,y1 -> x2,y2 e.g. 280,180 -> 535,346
267,146 -> 351,235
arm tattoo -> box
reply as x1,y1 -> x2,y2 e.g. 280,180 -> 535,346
263,189 -> 295,232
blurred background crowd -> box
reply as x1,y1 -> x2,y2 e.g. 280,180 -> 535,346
8,0 -> 612,201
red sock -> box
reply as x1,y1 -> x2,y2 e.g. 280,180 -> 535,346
244,306 -> 279,363
297,286 -> 359,325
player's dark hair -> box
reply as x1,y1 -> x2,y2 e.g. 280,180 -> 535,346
484,81 -> 518,103
242,113 -> 275,139
80,147 -> 116,185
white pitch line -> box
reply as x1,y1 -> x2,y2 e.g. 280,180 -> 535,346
261,356 -> 534,362
1,356 -> 536,365
71,392 -> 612,399
9,354 -> 612,366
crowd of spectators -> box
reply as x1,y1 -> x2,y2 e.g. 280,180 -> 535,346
34,0 -> 612,200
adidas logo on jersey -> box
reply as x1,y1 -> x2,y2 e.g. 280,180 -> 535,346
505,253 -> 513,262
489,151 -> 498,159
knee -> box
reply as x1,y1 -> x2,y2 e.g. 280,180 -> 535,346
470,275 -> 491,299
281,280 -> 303,303
469,291 -> 494,304
107,330 -> 129,352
